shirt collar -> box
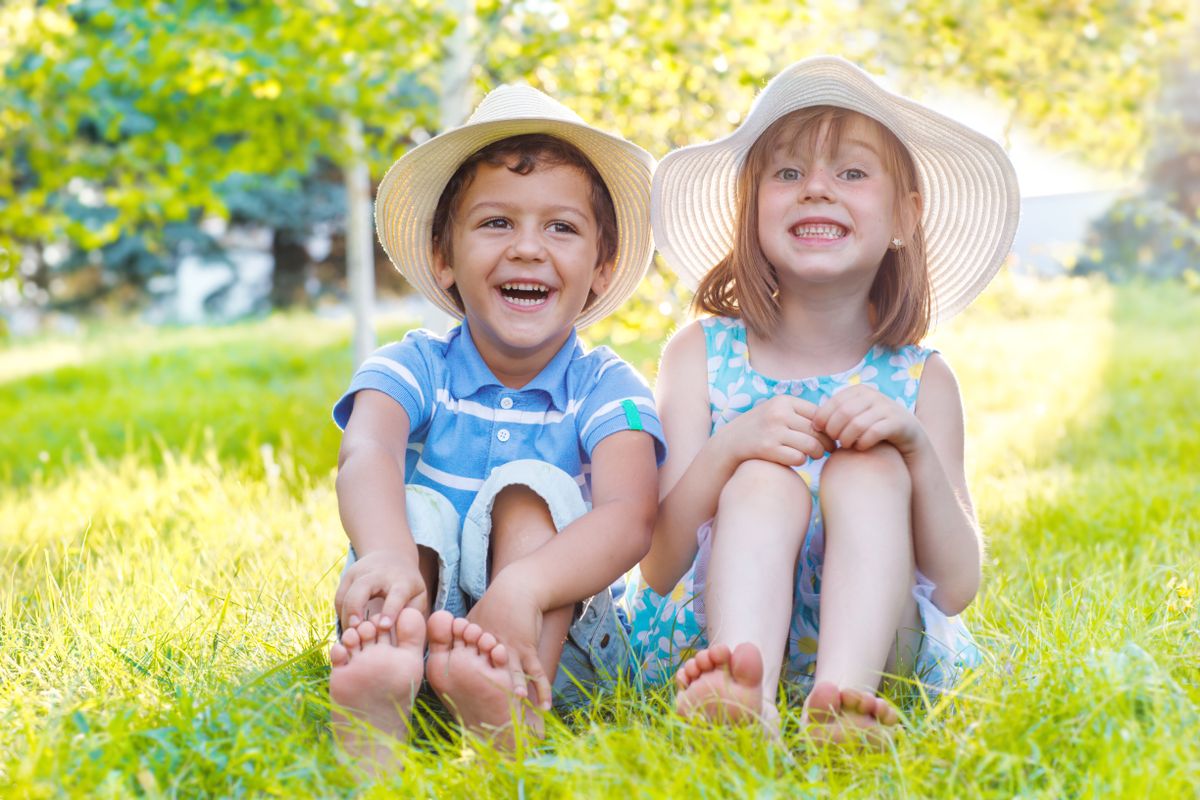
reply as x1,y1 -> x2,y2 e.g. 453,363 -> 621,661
447,320 -> 579,411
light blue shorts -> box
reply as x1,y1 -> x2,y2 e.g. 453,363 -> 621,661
340,459 -> 633,711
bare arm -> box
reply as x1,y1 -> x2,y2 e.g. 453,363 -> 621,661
907,354 -> 982,614
333,389 -> 429,627
638,323 -> 731,593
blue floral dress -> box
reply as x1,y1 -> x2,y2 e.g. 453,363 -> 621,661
624,316 -> 981,693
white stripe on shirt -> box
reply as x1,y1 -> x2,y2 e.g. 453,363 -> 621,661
415,458 -> 484,492
362,356 -> 425,406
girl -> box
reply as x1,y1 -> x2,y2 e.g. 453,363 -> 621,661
626,56 -> 1019,740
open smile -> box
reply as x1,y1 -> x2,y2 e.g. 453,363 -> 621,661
789,222 -> 848,239
498,281 -> 555,307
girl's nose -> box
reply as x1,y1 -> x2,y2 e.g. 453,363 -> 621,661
800,168 -> 835,203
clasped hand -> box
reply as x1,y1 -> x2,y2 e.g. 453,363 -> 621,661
719,394 -> 836,466
811,384 -> 927,457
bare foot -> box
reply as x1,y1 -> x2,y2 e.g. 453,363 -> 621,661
800,681 -> 899,747
329,607 -> 426,773
675,642 -> 776,730
425,610 -> 540,751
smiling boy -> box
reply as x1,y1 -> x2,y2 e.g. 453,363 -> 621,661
327,86 -> 664,765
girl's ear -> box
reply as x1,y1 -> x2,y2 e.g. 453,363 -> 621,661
433,243 -> 455,291
897,190 -> 922,244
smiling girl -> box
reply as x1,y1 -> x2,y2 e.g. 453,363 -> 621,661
625,56 -> 1020,741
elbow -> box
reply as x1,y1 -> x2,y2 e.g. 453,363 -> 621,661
630,501 -> 657,562
932,568 -> 981,617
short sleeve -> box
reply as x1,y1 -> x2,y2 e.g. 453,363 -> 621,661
575,352 -> 667,465
331,331 -> 434,433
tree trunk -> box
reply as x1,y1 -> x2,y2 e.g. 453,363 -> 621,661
344,113 -> 376,367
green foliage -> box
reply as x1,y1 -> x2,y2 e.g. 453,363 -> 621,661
0,0 -> 449,274
2,280 -> 1199,796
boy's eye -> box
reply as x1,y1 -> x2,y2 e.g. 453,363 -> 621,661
839,168 -> 868,180
547,221 -> 578,234
776,167 -> 802,181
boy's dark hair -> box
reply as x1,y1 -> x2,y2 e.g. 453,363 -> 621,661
431,134 -> 619,312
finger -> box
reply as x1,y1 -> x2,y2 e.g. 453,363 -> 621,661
379,585 -> 413,630
522,652 -> 554,711
854,419 -> 895,451
840,409 -> 887,450
783,433 -> 825,462
787,396 -> 822,421
507,652 -> 529,699
341,580 -> 372,629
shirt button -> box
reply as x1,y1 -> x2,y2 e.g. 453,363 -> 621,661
497,429 -> 510,443
499,396 -> 514,410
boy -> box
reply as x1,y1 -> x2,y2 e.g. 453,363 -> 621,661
327,85 -> 664,765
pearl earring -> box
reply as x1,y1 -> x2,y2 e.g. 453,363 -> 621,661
890,237 -> 904,249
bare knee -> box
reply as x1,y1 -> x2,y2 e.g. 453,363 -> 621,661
720,459 -> 812,517
490,484 -> 555,566
822,444 -> 910,498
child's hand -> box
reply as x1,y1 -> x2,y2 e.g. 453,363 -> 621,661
467,570 -> 553,710
812,384 -> 927,457
334,550 -> 429,631
718,395 -> 836,467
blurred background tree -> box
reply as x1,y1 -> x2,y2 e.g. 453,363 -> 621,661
0,0 -> 1194,337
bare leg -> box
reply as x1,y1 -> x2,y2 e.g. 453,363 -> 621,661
428,485 -> 571,746
802,446 -> 920,744
676,460 -> 812,732
329,547 -> 438,772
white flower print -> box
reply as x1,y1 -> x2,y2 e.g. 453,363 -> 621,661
711,378 -> 753,427
889,348 -> 926,397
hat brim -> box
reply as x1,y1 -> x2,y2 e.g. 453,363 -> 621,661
652,56 -> 1021,324
376,88 -> 656,330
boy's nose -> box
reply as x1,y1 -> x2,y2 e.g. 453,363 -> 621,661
508,228 -> 547,260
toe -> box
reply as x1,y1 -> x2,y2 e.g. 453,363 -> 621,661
805,681 -> 842,723
393,607 -> 428,649
729,643 -> 764,689
427,610 -> 455,648
329,642 -> 350,667
340,627 -> 361,651
461,622 -> 483,647
707,644 -> 732,668
357,620 -> 378,645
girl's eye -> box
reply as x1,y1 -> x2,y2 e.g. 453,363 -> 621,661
548,221 -> 578,234
840,168 -> 867,180
776,167 -> 802,181
480,217 -> 511,229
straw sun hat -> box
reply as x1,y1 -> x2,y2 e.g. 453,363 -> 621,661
375,85 -> 656,330
652,56 -> 1021,324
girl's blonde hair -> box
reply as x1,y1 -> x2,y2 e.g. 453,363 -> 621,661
692,106 -> 931,348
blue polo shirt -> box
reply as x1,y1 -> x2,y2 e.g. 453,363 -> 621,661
333,321 -> 666,519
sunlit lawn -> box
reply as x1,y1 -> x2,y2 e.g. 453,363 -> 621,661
2,276 -> 1198,797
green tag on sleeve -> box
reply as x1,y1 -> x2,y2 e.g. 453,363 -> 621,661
620,399 -> 644,432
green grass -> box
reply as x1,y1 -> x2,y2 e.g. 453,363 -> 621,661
2,277 -> 1198,797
